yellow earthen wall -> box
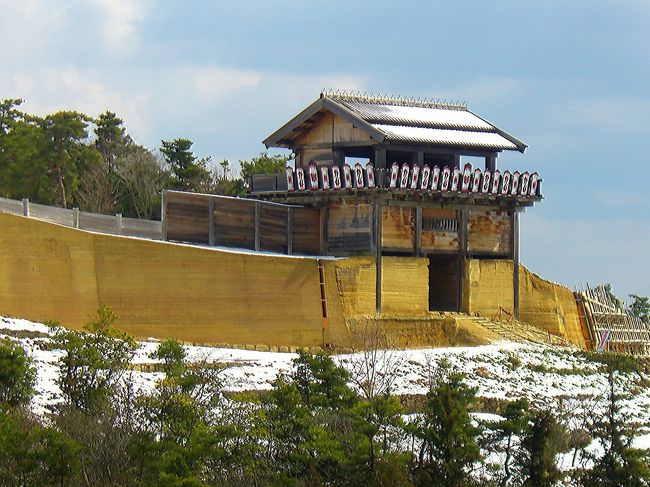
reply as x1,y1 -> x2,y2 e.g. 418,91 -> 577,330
0,213 -> 329,347
462,258 -> 587,348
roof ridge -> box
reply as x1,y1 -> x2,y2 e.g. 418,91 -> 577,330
321,89 -> 467,111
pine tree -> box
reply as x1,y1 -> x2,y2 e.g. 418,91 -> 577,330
583,356 -> 650,487
412,372 -> 482,487
519,410 -> 568,487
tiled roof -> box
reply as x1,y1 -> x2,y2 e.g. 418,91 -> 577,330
263,91 -> 527,153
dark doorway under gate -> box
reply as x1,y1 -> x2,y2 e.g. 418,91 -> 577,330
428,254 -> 459,311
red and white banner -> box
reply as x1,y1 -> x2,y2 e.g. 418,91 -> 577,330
343,164 -> 353,189
471,168 -> 482,193
431,165 -> 441,191
400,163 -> 410,189
450,167 -> 461,192
354,163 -> 365,188
501,171 -> 511,196
481,169 -> 491,194
308,162 -> 319,191
510,171 -> 521,196
331,165 -> 342,189
366,163 -> 376,188
295,167 -> 306,191
286,166 -> 295,192
320,166 -> 330,190
519,172 -> 530,196
420,164 -> 431,190
529,172 -> 539,197
461,163 -> 472,193
490,170 -> 500,195
410,165 -> 420,190
440,166 -> 451,191
389,162 -> 400,189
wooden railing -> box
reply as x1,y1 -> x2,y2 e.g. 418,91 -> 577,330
252,161 -> 543,199
0,196 -> 162,240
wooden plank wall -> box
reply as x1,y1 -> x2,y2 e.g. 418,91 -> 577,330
259,205 -> 288,253
291,208 -> 321,254
165,192 -> 322,255
165,191 -> 210,244
327,203 -> 373,254
213,198 -> 256,249
467,209 -> 511,255
420,208 -> 459,252
381,206 -> 415,251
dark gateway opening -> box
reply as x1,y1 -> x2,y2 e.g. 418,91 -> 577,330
428,254 -> 459,312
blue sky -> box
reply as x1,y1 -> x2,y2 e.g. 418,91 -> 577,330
1,0 -> 649,299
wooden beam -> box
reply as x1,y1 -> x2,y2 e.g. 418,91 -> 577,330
254,201 -> 261,251
512,211 -> 520,319
374,202 -> 382,314
320,206 -> 329,255
374,146 -> 387,187
415,205 -> 422,256
208,197 -> 215,246
287,207 -> 293,255
457,208 -> 468,312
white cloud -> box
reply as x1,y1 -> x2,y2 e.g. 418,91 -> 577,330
86,0 -> 153,55
182,66 -> 262,103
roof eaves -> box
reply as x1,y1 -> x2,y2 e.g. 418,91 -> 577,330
468,110 -> 528,153
263,98 -> 327,148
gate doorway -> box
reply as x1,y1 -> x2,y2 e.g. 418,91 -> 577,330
428,254 -> 459,311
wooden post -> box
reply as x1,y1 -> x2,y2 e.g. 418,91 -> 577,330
319,206 -> 329,255
415,205 -> 422,256
485,154 -> 497,172
254,201 -> 261,251
116,213 -> 123,235
374,147 -> 387,187
374,202 -> 382,314
208,198 -> 215,246
457,208 -> 468,312
22,198 -> 29,217
161,191 -> 168,241
286,207 -> 293,255
512,211 -> 520,319
72,207 -> 79,228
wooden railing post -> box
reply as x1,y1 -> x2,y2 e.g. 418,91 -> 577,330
208,198 -> 215,246
254,202 -> 261,251
116,213 -> 123,235
22,198 -> 29,217
287,207 -> 293,255
73,207 -> 79,228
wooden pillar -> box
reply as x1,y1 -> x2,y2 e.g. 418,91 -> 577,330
115,213 -> 123,235
374,202 -> 382,314
22,198 -> 29,217
485,154 -> 497,171
374,147 -> 387,187
254,201 -> 261,251
415,205 -> 422,256
286,207 -> 293,255
512,211 -> 520,319
161,191 -> 168,241
452,152 -> 461,168
319,206 -> 329,255
72,207 -> 79,228
208,198 -> 215,246
332,147 -> 345,167
457,208 -> 468,311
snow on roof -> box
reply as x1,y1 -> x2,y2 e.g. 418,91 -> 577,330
373,124 -> 519,150
336,101 -> 495,131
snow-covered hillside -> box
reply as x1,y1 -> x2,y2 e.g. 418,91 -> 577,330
2,315 -> 649,457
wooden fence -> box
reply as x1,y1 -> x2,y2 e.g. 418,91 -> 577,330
163,191 -> 322,255
0,196 -> 162,240
576,285 -> 650,355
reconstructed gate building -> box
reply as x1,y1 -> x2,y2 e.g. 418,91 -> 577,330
163,91 -> 543,317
